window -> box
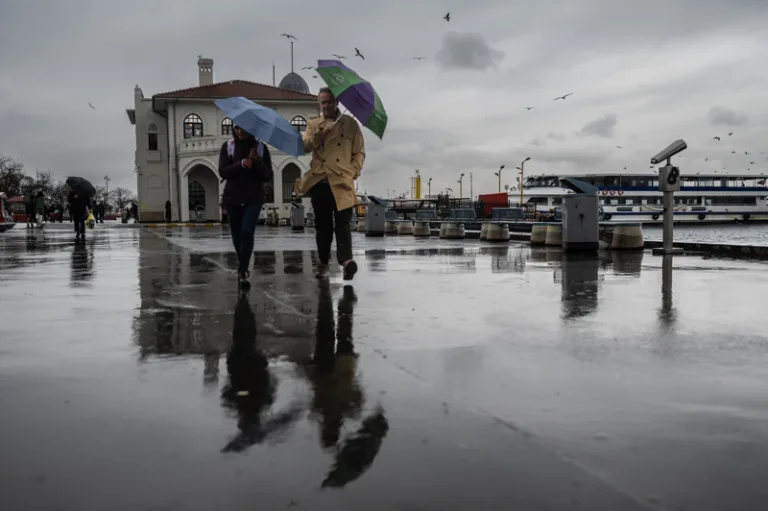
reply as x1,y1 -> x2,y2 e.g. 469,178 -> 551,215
290,115 -> 307,133
148,123 -> 158,132
183,114 -> 203,139
188,181 -> 205,208
148,133 -> 158,151
221,117 -> 233,135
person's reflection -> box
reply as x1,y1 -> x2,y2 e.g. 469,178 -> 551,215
220,295 -> 302,453
309,282 -> 389,488
70,242 -> 94,284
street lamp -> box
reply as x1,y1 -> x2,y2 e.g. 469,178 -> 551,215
428,177 -> 432,198
458,173 -> 465,200
518,157 -> 531,206
494,165 -> 505,193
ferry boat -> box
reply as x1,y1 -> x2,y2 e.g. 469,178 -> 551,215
513,173 -> 768,223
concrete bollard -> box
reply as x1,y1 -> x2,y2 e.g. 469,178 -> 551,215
479,222 -> 490,240
385,221 -> 398,235
610,224 -> 644,250
413,221 -> 431,237
485,223 -> 510,242
397,220 -> 414,235
530,224 -> 548,246
357,220 -> 367,232
439,222 -> 465,239
545,224 -> 563,247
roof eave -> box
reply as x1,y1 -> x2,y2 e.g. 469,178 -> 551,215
126,109 -> 136,125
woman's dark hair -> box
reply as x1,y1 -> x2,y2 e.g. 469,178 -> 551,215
233,125 -> 255,142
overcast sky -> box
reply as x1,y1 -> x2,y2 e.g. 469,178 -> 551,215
1,0 -> 767,197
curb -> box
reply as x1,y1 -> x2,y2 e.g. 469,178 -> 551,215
142,223 -> 222,228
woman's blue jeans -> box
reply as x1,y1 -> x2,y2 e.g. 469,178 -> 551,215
226,204 -> 262,272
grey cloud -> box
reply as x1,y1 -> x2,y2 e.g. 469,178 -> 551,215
577,114 -> 618,138
707,106 -> 747,126
435,32 -> 504,70
529,138 -> 545,147
547,132 -> 567,142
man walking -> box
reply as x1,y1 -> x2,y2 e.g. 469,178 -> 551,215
295,87 -> 365,280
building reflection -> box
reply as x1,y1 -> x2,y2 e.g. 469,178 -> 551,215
560,254 -> 600,320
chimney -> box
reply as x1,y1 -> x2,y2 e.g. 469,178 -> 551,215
197,56 -> 214,86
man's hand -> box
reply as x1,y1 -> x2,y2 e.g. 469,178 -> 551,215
248,148 -> 260,160
294,178 -> 303,196
241,158 -> 253,169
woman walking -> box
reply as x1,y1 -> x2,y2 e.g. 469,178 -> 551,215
219,125 -> 273,288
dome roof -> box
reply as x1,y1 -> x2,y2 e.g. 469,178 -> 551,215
278,72 -> 309,94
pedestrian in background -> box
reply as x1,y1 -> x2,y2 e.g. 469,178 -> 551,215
67,189 -> 91,242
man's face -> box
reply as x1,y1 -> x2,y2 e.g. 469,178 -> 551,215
319,92 -> 337,117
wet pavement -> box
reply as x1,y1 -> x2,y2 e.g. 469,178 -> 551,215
2,226 -> 768,510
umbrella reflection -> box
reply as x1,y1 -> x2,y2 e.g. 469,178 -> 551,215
220,295 -> 302,453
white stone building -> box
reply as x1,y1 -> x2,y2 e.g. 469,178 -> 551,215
126,57 -> 318,222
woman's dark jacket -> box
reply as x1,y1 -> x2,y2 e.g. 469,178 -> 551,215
218,136 -> 273,207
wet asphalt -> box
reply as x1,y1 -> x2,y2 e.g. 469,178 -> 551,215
1,225 -> 768,510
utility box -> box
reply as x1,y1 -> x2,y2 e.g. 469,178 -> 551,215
365,195 -> 386,237
658,165 -> 681,192
290,203 -> 305,231
560,178 -> 599,252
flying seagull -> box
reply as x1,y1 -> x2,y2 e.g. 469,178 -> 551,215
553,93 -> 574,101
745,151 -> 749,155
705,158 -> 709,162
750,161 -> 755,165
88,103 -> 95,109
354,48 -> 365,60
332,53 -> 347,59
616,145 -> 623,149
713,136 -> 721,141
301,66 -> 315,70
729,132 -> 734,136
525,106 -> 534,111
413,57 -> 426,60
444,12 -> 450,22
732,151 -> 736,154
281,33 -> 297,40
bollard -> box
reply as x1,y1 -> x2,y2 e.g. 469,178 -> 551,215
290,204 -> 305,231
479,222 -> 490,240
439,222 -> 465,239
545,224 -> 562,247
385,221 -> 398,235
357,220 -> 367,232
610,224 -> 644,250
485,223 -> 510,242
413,221 -> 431,237
365,202 -> 386,237
530,224 -> 548,246
397,220 -> 414,235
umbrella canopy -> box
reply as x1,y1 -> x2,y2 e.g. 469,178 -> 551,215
214,97 -> 304,157
66,177 -> 96,197
316,60 -> 388,139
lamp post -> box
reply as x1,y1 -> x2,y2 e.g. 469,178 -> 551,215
428,177 -> 432,198
517,157 -> 531,206
458,173 -> 465,200
495,165 -> 505,193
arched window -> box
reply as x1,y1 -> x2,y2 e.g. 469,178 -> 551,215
290,115 -> 307,133
221,117 -> 233,136
183,114 -> 203,139
188,181 -> 205,208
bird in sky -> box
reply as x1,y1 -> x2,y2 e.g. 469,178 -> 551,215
332,54 -> 347,59
713,136 -> 721,141
281,33 -> 297,40
553,93 -> 574,101
705,158 -> 709,162
413,57 -> 426,60
616,145 -> 623,149
729,132 -> 734,136
750,161 -> 755,165
354,48 -> 365,60
525,106 -> 534,111
301,66 -> 314,70
732,151 -> 736,154
444,12 -> 450,22
88,103 -> 95,109
745,151 -> 749,155
623,166 -> 627,170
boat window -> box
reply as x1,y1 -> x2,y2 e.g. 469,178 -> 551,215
526,197 -> 548,205
617,198 -> 626,205
709,196 -> 757,205
553,198 -> 562,205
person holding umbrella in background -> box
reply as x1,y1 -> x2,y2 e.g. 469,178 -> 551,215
67,188 -> 91,242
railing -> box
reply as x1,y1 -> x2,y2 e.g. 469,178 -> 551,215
178,136 -> 220,154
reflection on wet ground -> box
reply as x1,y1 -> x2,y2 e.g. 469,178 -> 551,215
2,227 -> 768,509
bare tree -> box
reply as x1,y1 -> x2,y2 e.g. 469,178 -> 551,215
0,154 -> 27,197
109,187 -> 135,210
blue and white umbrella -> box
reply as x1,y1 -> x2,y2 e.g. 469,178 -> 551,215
214,97 -> 303,157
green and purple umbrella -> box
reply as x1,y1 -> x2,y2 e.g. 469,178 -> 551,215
316,59 -> 388,139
